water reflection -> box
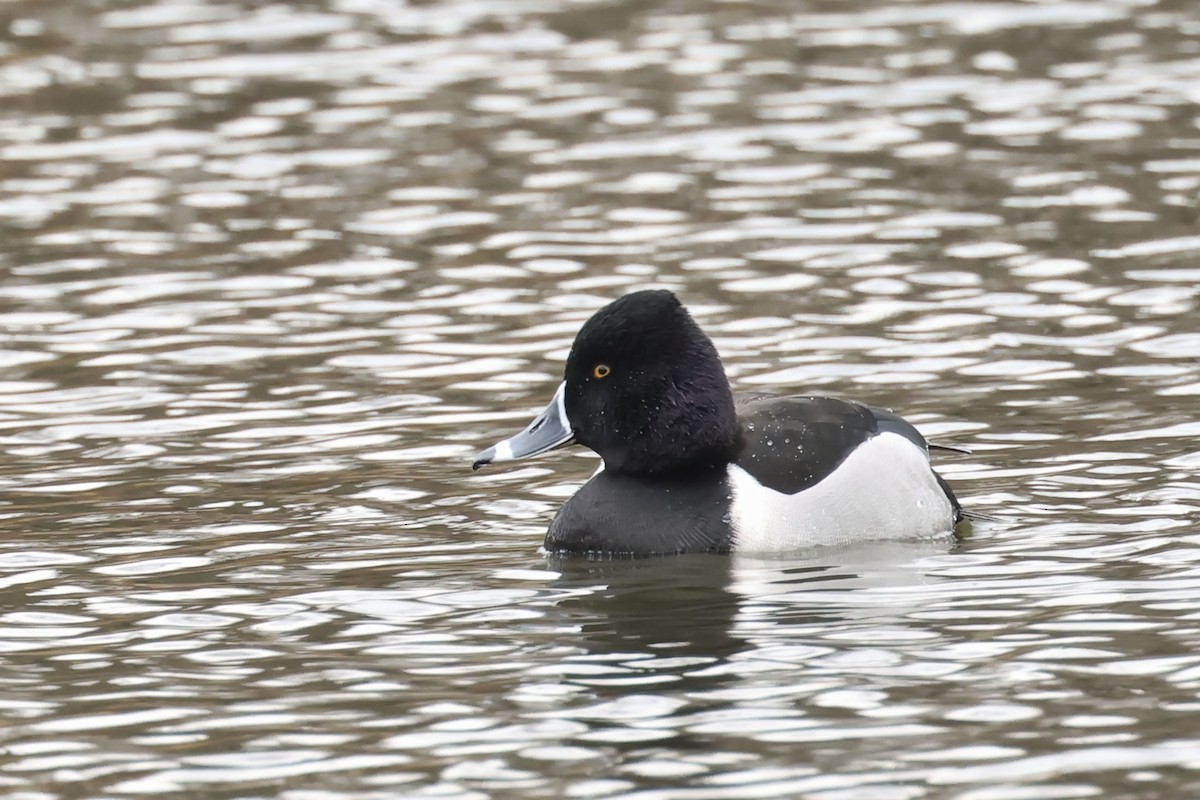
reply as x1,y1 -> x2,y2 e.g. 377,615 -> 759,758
550,555 -> 747,674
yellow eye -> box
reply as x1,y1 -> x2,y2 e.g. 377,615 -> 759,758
592,364 -> 611,379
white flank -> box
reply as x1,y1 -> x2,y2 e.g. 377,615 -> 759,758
729,432 -> 953,552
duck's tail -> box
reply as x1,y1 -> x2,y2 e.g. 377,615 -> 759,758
961,508 -> 1003,523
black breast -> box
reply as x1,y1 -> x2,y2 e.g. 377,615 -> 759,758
545,468 -> 734,557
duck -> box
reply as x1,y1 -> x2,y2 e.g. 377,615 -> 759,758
473,289 -> 963,557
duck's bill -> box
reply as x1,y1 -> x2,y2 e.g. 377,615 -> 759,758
473,383 -> 574,471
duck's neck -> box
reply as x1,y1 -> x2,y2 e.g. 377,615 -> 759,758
602,381 -> 739,477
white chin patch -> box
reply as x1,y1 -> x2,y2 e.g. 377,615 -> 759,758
728,432 -> 954,552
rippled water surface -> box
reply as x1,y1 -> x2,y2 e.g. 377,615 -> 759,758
2,0 -> 1200,797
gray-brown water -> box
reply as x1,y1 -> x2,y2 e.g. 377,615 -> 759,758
2,0 -> 1200,797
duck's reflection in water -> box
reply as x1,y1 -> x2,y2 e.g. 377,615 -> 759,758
728,537 -> 964,622
540,536 -> 960,693
546,553 -> 743,663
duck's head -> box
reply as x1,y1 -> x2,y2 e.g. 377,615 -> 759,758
474,289 -> 739,476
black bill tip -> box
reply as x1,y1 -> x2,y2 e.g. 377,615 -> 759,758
471,446 -> 496,471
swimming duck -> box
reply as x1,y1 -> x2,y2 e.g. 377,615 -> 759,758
474,289 -> 962,556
